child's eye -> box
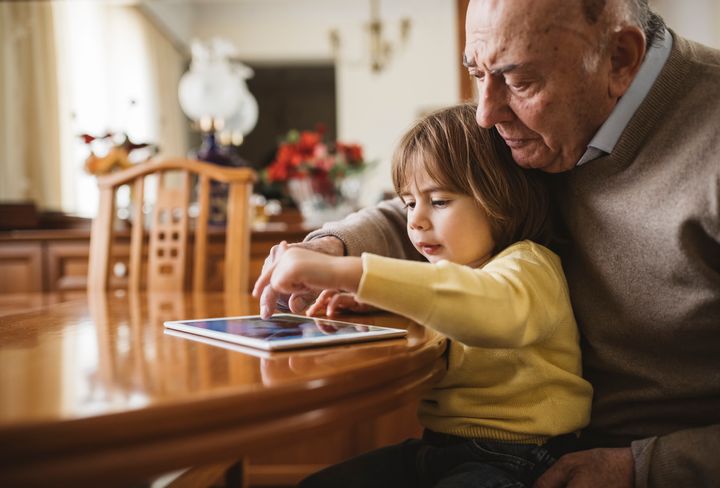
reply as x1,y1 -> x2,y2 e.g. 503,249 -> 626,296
403,201 -> 416,210
431,199 -> 450,208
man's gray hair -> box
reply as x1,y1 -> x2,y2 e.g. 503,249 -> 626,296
581,0 -> 666,47
624,0 -> 666,46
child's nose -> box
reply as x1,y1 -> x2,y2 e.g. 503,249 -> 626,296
408,212 -> 429,230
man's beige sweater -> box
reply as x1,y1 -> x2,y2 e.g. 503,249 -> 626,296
307,34 -> 720,486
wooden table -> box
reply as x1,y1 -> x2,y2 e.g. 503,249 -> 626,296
0,292 -> 446,487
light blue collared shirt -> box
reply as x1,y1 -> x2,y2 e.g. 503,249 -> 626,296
577,29 -> 673,166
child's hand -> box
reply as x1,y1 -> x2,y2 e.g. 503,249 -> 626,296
253,237 -> 345,319
270,248 -> 363,296
306,289 -> 376,317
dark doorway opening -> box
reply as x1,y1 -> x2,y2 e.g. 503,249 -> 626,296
237,63 -> 337,170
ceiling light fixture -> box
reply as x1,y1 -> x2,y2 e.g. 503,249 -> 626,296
329,0 -> 411,74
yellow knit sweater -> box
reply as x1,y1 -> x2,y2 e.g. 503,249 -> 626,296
356,240 -> 592,443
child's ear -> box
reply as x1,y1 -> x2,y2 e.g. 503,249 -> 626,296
607,26 -> 646,99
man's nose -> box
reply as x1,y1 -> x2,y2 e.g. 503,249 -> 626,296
475,77 -> 512,128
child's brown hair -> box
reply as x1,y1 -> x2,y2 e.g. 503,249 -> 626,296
392,103 -> 550,253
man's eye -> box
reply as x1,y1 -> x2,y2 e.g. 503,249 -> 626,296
507,80 -> 533,93
468,69 -> 483,80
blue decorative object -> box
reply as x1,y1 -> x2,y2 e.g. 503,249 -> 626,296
193,131 -> 250,225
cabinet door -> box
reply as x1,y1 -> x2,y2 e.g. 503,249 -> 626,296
47,240 -> 141,291
46,241 -> 90,291
0,242 -> 43,293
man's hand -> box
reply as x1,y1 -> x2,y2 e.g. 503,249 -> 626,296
252,236 -> 345,318
534,448 -> 634,488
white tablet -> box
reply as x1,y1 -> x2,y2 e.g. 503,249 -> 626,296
163,313 -> 408,351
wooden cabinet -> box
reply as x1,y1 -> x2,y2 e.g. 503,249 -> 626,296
46,240 -> 92,291
0,242 -> 43,293
0,225 -> 310,294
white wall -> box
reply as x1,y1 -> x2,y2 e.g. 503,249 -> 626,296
652,0 -> 720,48
141,0 -> 194,50
189,0 -> 460,204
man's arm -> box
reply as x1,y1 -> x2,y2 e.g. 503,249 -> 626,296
534,425 -> 720,488
254,198 -> 419,317
632,424 -> 720,487
304,197 -> 420,259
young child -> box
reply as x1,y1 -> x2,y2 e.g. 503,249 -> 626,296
269,104 -> 592,488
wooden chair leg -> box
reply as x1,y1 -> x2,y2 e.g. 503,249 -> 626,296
224,459 -> 247,488
154,460 -> 244,488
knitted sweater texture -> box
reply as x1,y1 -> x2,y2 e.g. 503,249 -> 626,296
306,33 -> 720,486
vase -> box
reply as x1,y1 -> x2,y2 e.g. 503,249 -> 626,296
193,131 -> 250,225
286,174 -> 362,227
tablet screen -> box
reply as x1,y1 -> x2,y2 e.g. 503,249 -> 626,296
189,316 -> 369,340
164,314 -> 407,351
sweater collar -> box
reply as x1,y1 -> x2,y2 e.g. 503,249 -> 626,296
577,29 -> 673,167
608,30 -> 695,167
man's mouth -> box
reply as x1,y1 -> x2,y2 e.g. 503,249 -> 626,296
502,137 -> 533,149
497,127 -> 537,149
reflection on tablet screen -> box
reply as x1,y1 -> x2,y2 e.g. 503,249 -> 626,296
190,316 -> 371,341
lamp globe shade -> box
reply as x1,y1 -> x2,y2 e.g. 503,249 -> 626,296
178,62 -> 241,122
225,85 -> 259,137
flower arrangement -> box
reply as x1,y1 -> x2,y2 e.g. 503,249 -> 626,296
262,127 -> 369,225
264,127 -> 365,184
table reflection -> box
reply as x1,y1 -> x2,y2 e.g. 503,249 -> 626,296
0,290 -> 445,487
0,291 -> 436,423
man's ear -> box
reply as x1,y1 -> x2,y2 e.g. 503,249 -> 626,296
608,26 -> 645,99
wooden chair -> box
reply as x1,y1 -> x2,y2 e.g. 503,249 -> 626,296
89,158 -> 255,486
88,158 -> 257,294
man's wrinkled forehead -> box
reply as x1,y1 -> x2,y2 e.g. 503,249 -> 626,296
464,0 -> 548,64
464,24 -> 541,70
464,0 -> 594,67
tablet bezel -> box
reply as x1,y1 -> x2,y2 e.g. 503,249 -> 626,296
163,313 -> 408,351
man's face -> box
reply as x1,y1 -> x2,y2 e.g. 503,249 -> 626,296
465,0 -> 618,172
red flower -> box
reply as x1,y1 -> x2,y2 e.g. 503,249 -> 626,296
263,128 -> 366,184
337,143 -> 363,164
266,158 -> 289,181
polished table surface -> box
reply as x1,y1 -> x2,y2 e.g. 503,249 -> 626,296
0,291 -> 446,487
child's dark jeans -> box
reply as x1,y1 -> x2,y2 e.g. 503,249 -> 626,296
298,429 -> 579,488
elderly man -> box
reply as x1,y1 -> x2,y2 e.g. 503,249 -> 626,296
254,0 -> 720,486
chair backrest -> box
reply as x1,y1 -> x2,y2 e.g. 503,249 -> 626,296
88,158 -> 256,295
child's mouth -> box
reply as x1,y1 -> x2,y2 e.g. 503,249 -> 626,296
418,243 -> 441,255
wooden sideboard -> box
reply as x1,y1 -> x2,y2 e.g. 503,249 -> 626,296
0,223 -> 310,295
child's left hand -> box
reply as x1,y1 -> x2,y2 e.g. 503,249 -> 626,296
306,289 -> 376,317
